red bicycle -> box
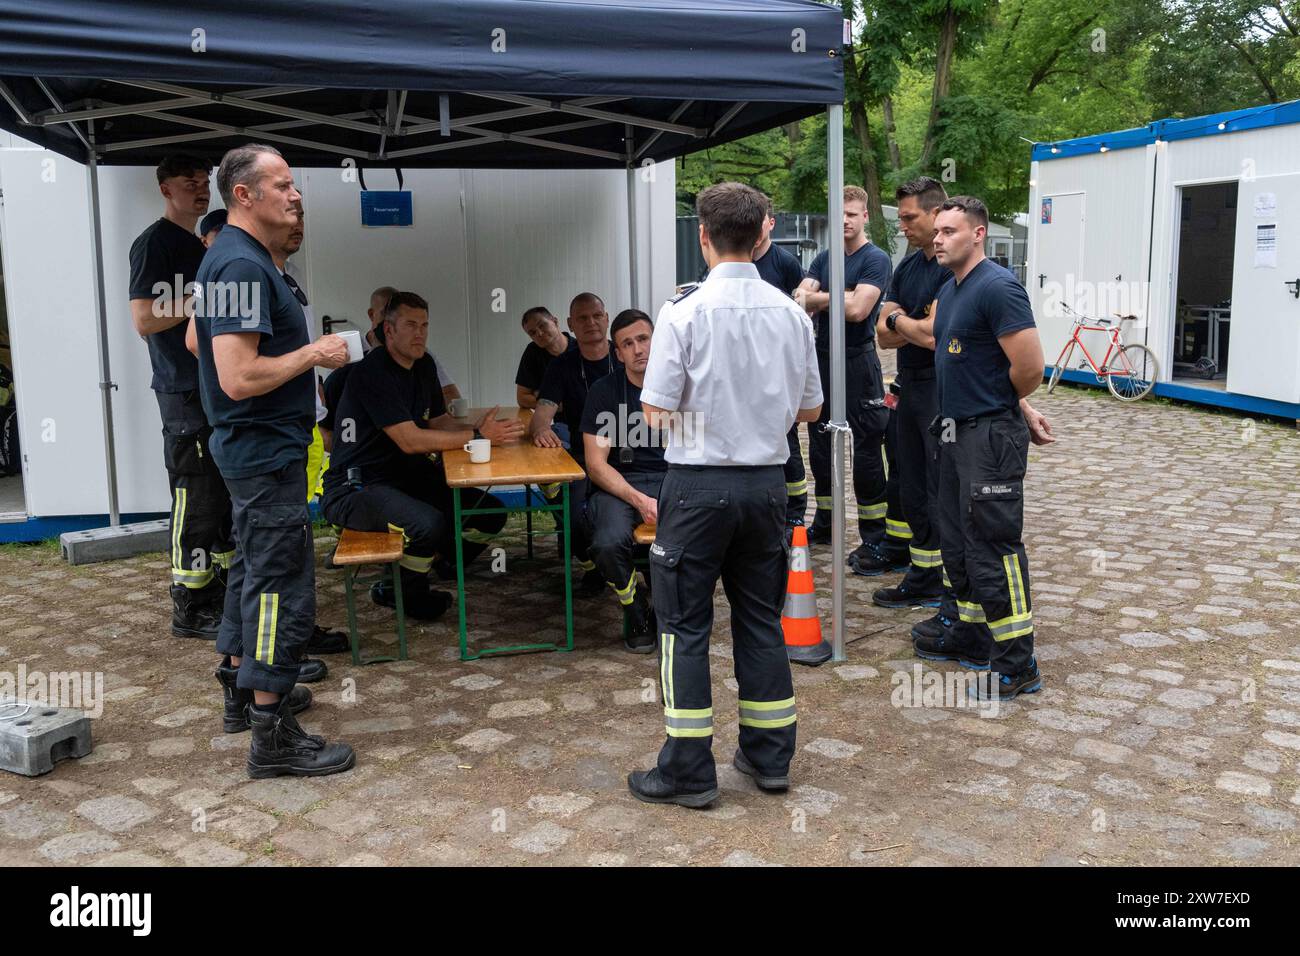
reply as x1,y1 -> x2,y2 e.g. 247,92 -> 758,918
1046,303 -> 1158,401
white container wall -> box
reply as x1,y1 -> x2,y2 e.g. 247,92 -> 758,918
0,143 -> 676,519
1026,106 -> 1300,411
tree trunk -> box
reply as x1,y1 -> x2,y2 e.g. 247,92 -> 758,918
919,4 -> 959,171
848,102 -> 891,249
882,95 -> 902,172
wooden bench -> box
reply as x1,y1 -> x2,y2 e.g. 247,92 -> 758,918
334,529 -> 409,665
633,523 -> 656,545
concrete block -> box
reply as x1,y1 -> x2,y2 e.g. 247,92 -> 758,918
60,519 -> 169,566
0,700 -> 93,777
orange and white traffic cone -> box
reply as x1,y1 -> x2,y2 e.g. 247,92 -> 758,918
783,525 -> 830,666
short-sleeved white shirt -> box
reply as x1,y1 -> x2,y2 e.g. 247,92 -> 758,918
641,260 -> 822,466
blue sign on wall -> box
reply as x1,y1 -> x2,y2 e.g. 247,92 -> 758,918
1041,197 -> 1053,225
360,190 -> 413,227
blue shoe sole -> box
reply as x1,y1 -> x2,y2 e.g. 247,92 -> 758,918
872,594 -> 943,609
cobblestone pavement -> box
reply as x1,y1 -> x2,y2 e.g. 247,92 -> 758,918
2,384 -> 1299,867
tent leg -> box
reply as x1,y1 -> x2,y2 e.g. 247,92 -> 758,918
85,131 -> 121,527
625,125 -> 640,310
826,105 -> 846,662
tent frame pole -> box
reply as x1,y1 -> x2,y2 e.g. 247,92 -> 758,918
826,104 -> 846,662
85,123 -> 121,527
625,125 -> 640,311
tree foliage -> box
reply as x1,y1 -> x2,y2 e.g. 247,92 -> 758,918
678,0 -> 1300,223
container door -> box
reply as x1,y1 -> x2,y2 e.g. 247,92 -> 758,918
1032,192 -> 1085,360
1227,173 -> 1300,403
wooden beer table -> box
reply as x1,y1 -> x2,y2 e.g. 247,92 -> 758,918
442,406 -> 586,661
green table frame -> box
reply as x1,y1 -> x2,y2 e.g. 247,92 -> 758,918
452,482 -> 574,661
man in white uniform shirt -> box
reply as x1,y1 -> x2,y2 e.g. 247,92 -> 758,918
627,182 -> 823,808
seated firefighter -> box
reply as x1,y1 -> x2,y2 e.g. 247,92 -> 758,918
321,292 -> 524,620
581,309 -> 667,653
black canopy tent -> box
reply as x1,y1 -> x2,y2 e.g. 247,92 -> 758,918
0,0 -> 856,659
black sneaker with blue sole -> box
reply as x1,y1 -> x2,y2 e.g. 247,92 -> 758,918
912,630 -> 990,670
968,660 -> 1044,701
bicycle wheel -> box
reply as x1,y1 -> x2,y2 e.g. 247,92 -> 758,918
1106,344 -> 1158,401
1047,341 -> 1074,394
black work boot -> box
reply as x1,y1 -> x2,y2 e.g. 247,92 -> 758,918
872,581 -> 944,609
215,657 -> 312,733
372,567 -> 452,621
968,658 -> 1044,702
913,622 -> 990,670
306,624 -> 349,655
578,567 -> 606,598
732,748 -> 789,792
806,513 -> 833,545
246,697 -> 355,779
910,611 -> 953,643
622,591 -> 656,655
627,768 -> 718,808
171,584 -> 221,640
848,541 -> 910,576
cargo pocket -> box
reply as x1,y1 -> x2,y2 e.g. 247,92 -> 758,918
162,421 -> 206,476
246,502 -> 311,579
988,419 -> 1029,479
969,481 -> 1023,544
648,542 -> 683,622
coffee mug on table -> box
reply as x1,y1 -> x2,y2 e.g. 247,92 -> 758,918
463,438 -> 491,463
448,397 -> 469,418
338,329 -> 364,364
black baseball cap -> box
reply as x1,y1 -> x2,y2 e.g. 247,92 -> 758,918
199,208 -> 228,236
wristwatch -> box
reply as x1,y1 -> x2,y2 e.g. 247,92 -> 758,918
886,310 -> 903,332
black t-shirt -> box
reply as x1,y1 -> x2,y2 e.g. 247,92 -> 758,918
886,248 -> 952,370
934,258 -> 1036,421
323,347 -> 445,491
515,333 -> 576,392
538,343 -> 622,457
128,217 -> 206,393
807,242 -> 893,352
753,242 -> 804,295
579,373 -> 667,478
320,364 -> 352,434
194,225 -> 314,479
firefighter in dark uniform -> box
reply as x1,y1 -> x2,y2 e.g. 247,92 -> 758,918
195,144 -> 354,777
321,292 -> 522,619
128,154 -> 233,639
529,292 -> 622,596
581,309 -> 666,653
926,195 -> 1047,700
751,197 -> 811,529
797,186 -> 893,570
628,182 -> 823,807
873,177 -> 953,611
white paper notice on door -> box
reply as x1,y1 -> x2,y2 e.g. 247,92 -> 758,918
1255,223 -> 1277,268
1254,192 -> 1277,218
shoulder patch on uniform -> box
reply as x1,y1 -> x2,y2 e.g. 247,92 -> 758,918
669,284 -> 699,304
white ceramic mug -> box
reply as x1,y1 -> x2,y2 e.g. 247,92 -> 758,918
338,329 -> 364,364
448,397 -> 470,418
463,438 -> 491,463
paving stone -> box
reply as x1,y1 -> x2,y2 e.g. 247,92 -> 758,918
454,728 -> 515,753
525,792 -> 594,817
1156,688 -> 1216,710
944,774 -> 1013,800
175,839 -> 249,866
914,825 -> 992,861
803,737 -> 862,759
450,673 -> 502,691
487,698 -> 552,719
1215,771 -> 1272,797
88,850 -> 166,866
722,849 -> 779,866
1219,837 -> 1271,861
509,820 -> 573,854
147,736 -> 195,757
1072,739 -> 1132,765
835,665 -> 879,681
1244,805 -> 1296,831
152,706 -> 211,728
1028,709 -> 1111,734
305,800 -> 381,837
971,746 -> 1022,768
560,693 -> 596,712
784,785 -> 843,817
1093,773 -> 1150,801
1022,783 -> 1089,816
339,715 -> 416,734
74,795 -> 159,833
209,806 -> 280,840
1243,750 -> 1282,774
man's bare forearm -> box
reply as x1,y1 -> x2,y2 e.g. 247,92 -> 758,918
217,343 -> 319,402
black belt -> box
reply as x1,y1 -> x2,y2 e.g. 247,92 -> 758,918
896,365 -> 936,382
668,463 -> 782,473
818,339 -> 875,358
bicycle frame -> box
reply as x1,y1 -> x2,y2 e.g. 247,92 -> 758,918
1055,318 -> 1130,380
